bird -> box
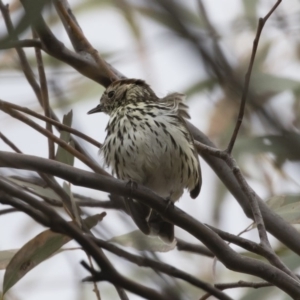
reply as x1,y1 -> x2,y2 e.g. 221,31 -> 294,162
88,78 -> 201,243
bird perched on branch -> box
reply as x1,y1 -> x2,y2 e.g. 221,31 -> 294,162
88,79 -> 201,243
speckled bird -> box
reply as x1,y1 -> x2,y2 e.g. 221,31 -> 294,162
88,79 -> 201,242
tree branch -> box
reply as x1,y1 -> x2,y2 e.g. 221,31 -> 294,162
0,179 -> 168,300
92,237 -> 232,299
33,30 -> 55,159
200,280 -> 272,300
1,151 -> 300,298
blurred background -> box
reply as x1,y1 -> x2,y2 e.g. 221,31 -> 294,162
1,0 -> 300,299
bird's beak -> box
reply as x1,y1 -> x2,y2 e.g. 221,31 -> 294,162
87,104 -> 102,115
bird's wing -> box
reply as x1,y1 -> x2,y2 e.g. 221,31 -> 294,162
161,93 -> 202,198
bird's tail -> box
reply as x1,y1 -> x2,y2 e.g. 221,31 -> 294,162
148,211 -> 174,243
124,198 -> 174,243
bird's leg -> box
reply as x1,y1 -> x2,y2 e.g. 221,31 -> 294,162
125,179 -> 138,199
147,197 -> 174,222
123,179 -> 139,215
145,209 -> 153,222
124,180 -> 152,234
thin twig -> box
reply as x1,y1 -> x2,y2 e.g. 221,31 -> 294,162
5,175 -> 123,209
0,104 -> 108,176
0,132 -> 22,153
0,207 -> 18,215
200,280 -> 272,300
0,99 -> 101,148
176,239 -> 214,257
216,280 -> 272,290
53,0 -> 118,82
0,1 -> 42,101
0,39 -> 42,49
32,30 -> 55,159
0,193 -> 51,225
226,0 -> 282,154
87,255 -> 102,300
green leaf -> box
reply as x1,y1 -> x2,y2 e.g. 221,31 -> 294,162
184,78 -> 217,98
235,133 -> 300,164
2,213 -> 106,295
0,250 -> 18,270
63,181 -> 81,226
240,286 -> 275,300
109,230 -> 176,252
0,248 -> 79,271
250,73 -> 300,94
135,4 -> 202,34
242,0 -> 259,18
273,202 -> 300,224
114,0 -> 141,40
55,110 -> 74,166
266,195 -> 286,210
7,177 -> 61,202
265,195 -> 300,225
253,41 -> 272,68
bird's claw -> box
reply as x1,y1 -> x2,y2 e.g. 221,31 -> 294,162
125,179 -> 138,198
164,197 -> 174,213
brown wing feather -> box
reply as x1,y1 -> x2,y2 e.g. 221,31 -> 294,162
162,93 -> 202,199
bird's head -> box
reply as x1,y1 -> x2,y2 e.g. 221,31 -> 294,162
87,79 -> 158,116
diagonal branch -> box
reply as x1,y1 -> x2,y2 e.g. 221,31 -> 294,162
0,99 -> 101,148
53,0 -> 118,82
200,280 -> 272,300
0,39 -> 42,49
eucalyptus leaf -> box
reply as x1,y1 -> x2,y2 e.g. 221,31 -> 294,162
184,78 -> 216,98
0,250 -> 18,270
266,195 -> 286,210
2,213 -> 105,295
63,181 -> 81,226
250,73 -> 300,94
242,0 -> 259,18
55,110 -> 74,166
0,248 -> 80,270
235,133 -> 300,164
7,177 -> 61,202
109,230 -> 176,252
274,202 -> 300,225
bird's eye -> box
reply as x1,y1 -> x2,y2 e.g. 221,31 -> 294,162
108,91 -> 115,98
